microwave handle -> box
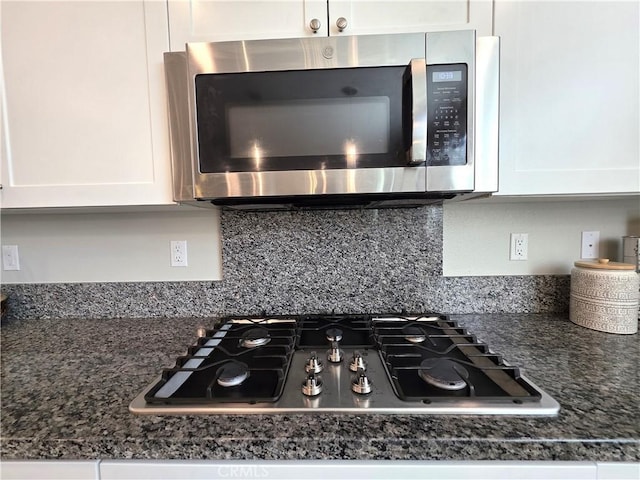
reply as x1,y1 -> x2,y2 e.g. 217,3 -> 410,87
407,58 -> 427,166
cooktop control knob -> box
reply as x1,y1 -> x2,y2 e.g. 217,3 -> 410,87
327,341 -> 343,363
349,351 -> 366,372
351,368 -> 372,395
301,373 -> 323,396
305,352 -> 324,374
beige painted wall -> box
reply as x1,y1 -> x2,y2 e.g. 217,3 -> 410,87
1,197 -> 638,283
0,207 -> 222,283
443,196 -> 640,276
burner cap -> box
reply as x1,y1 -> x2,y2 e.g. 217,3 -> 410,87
217,362 -> 249,387
240,327 -> 270,348
402,325 -> 426,343
326,328 -> 343,342
418,358 -> 468,391
196,326 -> 208,338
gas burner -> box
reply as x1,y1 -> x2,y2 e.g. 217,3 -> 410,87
326,328 -> 343,342
240,327 -> 271,348
216,362 -> 249,387
418,358 -> 468,391
196,326 -> 207,338
402,325 -> 426,343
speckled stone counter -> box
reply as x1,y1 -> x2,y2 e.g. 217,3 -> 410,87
1,314 -> 638,461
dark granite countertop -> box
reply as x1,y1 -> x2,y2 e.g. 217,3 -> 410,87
1,314 -> 638,461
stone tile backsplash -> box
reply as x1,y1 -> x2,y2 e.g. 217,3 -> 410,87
1,206 -> 570,319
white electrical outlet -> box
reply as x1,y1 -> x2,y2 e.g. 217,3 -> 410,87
510,233 -> 528,261
581,231 -> 600,259
170,240 -> 188,267
2,245 -> 21,271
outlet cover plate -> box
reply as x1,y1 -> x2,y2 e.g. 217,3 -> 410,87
2,245 -> 20,271
510,233 -> 528,261
170,240 -> 188,267
581,231 -> 600,259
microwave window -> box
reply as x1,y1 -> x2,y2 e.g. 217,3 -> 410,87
194,66 -> 408,173
227,97 -> 390,159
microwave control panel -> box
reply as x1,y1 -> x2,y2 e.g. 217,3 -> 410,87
426,63 -> 468,166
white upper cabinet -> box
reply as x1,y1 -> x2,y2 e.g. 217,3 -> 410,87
495,0 -> 640,196
327,0 -> 493,37
0,1 -> 174,208
167,0 -> 325,48
168,0 -> 493,49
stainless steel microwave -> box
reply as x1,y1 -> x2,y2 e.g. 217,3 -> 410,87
165,30 -> 499,209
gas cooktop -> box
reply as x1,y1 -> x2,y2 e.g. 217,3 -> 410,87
129,314 -> 560,415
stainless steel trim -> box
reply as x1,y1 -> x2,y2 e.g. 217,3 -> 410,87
187,33 -> 424,73
474,36 -> 500,193
164,52 -> 194,202
129,348 -> 560,415
193,168 -> 426,199
408,58 -> 427,166
426,30 -> 476,193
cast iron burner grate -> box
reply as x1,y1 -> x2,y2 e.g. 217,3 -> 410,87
145,319 -> 296,404
372,316 -> 542,403
297,314 -> 375,348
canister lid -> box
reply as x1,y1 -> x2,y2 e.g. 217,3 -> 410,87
574,258 -> 636,270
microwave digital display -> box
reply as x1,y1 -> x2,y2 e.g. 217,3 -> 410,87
432,71 -> 462,82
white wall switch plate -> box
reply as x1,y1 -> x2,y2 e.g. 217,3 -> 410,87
581,231 -> 600,259
2,245 -> 21,270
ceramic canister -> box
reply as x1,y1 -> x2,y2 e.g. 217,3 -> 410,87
570,259 -> 639,334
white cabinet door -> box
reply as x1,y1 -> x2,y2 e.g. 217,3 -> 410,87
167,0 -> 493,49
0,460 -> 98,480
597,462 -> 640,480
100,460 -> 599,479
495,0 -> 640,196
328,0 -> 493,37
0,1 -> 174,208
168,0 -> 327,49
